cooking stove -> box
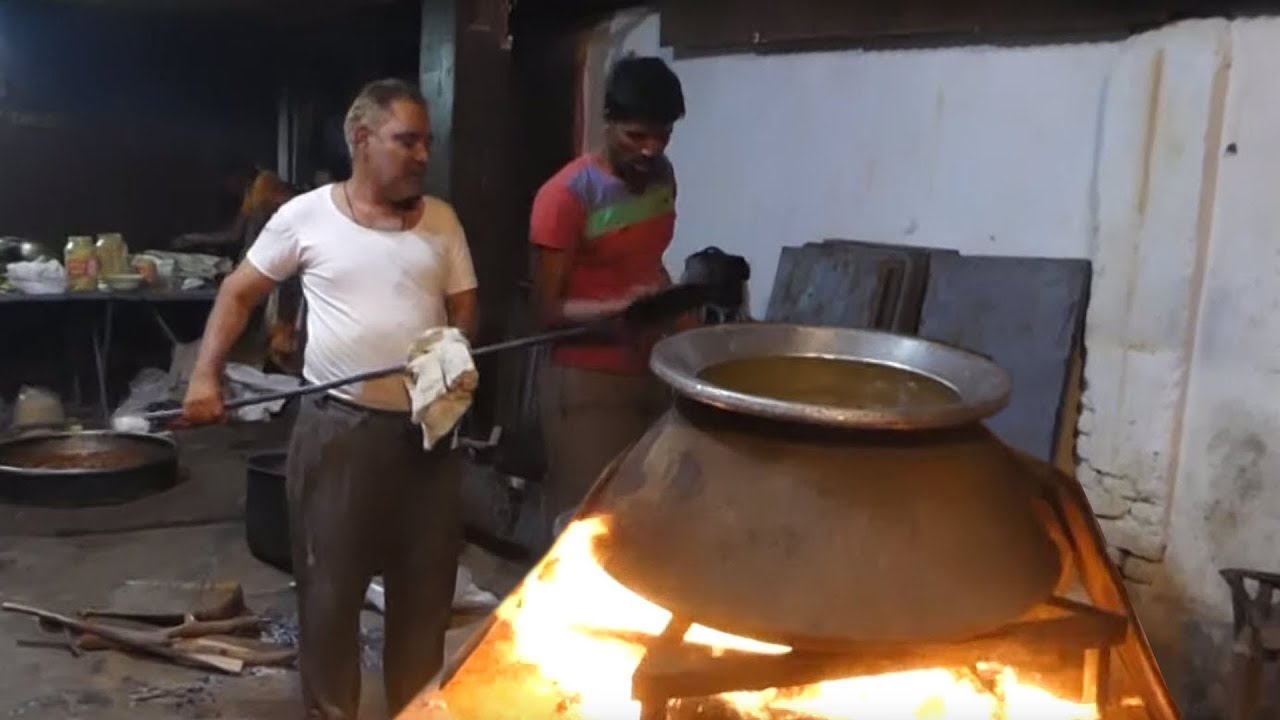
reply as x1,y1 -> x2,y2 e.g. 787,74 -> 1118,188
400,324 -> 1177,720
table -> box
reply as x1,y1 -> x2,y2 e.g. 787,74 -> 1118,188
0,288 -> 218,419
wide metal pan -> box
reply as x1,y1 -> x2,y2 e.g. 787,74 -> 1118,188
0,430 -> 180,507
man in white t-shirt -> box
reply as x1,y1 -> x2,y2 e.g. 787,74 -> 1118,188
182,79 -> 478,719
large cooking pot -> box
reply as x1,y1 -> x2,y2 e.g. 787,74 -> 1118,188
0,431 -> 179,507
590,323 -> 1063,649
245,451 -> 291,573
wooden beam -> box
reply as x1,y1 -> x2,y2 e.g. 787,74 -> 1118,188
658,0 -> 1180,55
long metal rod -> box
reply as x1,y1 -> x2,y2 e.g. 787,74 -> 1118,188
136,280 -> 714,425
139,324 -> 594,423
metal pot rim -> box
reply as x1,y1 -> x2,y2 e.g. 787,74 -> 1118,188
246,450 -> 287,477
650,323 -> 1011,430
0,430 -> 177,476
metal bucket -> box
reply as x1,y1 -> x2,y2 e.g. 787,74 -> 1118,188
245,451 -> 291,573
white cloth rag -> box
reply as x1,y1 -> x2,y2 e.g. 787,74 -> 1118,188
405,327 -> 478,450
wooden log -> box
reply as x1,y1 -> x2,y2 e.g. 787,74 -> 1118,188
164,615 -> 262,639
3,602 -> 243,674
173,637 -> 296,667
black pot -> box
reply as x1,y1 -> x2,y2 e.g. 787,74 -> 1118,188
245,451 -> 291,573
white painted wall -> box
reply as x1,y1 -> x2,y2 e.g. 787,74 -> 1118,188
1164,17 -> 1280,622
584,14 -> 1119,316
582,11 -> 1280,717
1080,21 -> 1228,568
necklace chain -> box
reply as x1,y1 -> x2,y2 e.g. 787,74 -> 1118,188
342,181 -> 406,231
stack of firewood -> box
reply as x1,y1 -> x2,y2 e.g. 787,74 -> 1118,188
3,580 -> 295,675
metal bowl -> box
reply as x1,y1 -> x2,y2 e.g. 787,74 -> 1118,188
0,238 -> 52,262
0,431 -> 180,507
650,323 -> 1011,430
102,273 -> 144,291
19,241 -> 51,261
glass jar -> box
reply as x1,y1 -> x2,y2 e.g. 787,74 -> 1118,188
131,255 -> 158,286
64,235 -> 97,292
95,232 -> 128,278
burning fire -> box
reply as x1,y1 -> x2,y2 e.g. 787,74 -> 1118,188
430,517 -> 1100,720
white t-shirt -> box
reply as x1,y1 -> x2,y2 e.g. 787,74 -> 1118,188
246,184 -> 477,411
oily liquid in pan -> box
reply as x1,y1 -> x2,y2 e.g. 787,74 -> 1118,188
697,355 -> 961,410
2,448 -> 148,471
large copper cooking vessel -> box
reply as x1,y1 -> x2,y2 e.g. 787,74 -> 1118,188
590,323 -> 1063,648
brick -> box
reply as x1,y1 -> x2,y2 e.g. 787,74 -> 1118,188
1085,486 -> 1131,519
1106,546 -> 1126,567
1098,518 -> 1167,561
1122,555 -> 1163,584
1101,472 -> 1140,500
1129,501 -> 1165,529
1076,464 -> 1100,488
1077,406 -> 1097,435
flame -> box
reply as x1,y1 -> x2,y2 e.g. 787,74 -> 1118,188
440,517 -> 1100,720
722,666 -> 1097,719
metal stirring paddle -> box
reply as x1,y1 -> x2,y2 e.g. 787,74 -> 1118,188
112,282 -> 718,431
113,324 -> 593,431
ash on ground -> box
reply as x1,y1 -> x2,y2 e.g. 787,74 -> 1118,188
260,609 -> 384,670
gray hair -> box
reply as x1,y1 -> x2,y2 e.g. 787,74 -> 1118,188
343,78 -> 427,157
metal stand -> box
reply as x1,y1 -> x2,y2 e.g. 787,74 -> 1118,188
632,597 -> 1125,720
90,299 -> 115,420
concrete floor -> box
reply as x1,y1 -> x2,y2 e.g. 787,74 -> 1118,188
0,420 -> 529,719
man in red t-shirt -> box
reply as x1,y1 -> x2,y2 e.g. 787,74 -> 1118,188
530,56 -> 686,533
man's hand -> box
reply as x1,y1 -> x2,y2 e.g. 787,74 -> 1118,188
574,283 -> 663,321
182,373 -> 227,426
625,282 -> 664,302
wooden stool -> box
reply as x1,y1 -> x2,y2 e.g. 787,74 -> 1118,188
1221,568 -> 1280,719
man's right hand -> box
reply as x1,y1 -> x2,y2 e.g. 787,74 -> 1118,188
182,374 -> 227,426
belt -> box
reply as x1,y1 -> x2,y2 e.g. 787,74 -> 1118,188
316,391 -> 412,418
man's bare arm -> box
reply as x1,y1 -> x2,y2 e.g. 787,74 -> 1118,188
446,288 -> 479,341
533,247 -> 651,327
191,263 -> 278,383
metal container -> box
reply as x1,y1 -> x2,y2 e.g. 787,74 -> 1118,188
590,323 -> 1062,648
0,431 -> 179,507
20,240 -> 50,261
0,237 -> 50,263
245,451 -> 291,573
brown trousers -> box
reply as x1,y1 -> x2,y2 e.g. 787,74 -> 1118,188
286,394 -> 462,719
538,365 -> 668,529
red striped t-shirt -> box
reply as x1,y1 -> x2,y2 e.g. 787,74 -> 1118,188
530,154 -> 676,375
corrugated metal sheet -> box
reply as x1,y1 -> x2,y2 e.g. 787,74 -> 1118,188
765,239 -> 936,333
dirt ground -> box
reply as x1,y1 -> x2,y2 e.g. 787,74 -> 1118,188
0,421 -> 528,719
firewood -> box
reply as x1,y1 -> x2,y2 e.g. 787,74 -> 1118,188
75,634 -> 295,668
173,637 -> 297,667
2,602 -> 243,674
33,613 -> 259,645
164,615 -> 262,639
